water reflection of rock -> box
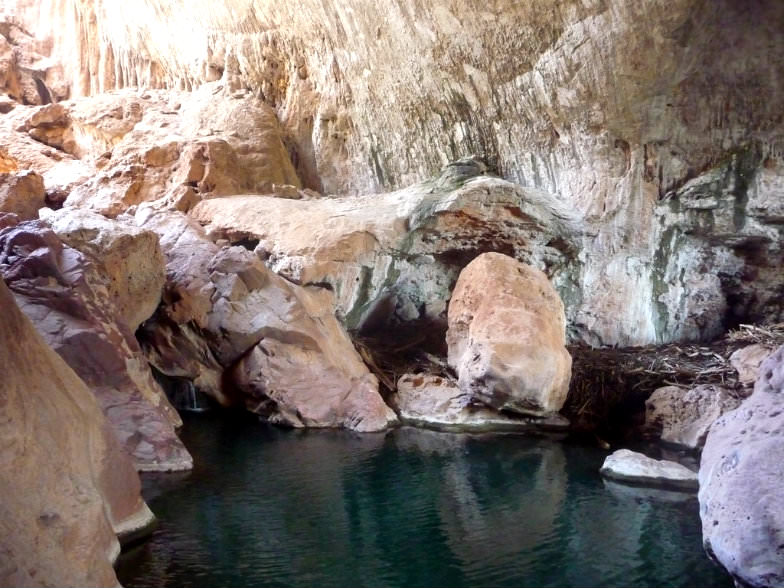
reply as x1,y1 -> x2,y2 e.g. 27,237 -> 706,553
395,428 -> 568,581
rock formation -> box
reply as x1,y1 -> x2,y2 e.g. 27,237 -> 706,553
644,385 -> 742,450
136,209 -> 397,432
6,0 -> 783,347
0,278 -> 153,588
699,345 -> 784,588
447,253 -> 572,417
393,373 -> 569,432
0,214 -> 192,471
600,449 -> 698,491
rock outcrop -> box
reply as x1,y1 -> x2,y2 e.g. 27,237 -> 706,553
0,215 -> 191,471
7,0 -> 783,348
446,253 -> 572,417
137,209 -> 397,432
0,278 -> 153,588
190,165 -> 579,334
0,170 -> 44,219
699,345 -> 784,588
392,373 -> 569,432
644,385 -> 742,450
600,449 -> 698,491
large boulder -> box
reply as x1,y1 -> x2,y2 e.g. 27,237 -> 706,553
645,384 -> 742,450
392,373 -> 569,432
137,209 -> 397,431
0,217 -> 191,471
0,279 -> 153,588
699,345 -> 784,587
446,252 -> 572,417
600,449 -> 698,491
0,170 -> 45,220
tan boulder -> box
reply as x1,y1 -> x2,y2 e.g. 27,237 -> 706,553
137,209 -> 397,431
446,252 -> 572,416
645,384 -> 742,450
42,207 -> 166,331
0,217 -> 191,471
0,170 -> 45,219
729,343 -> 774,387
0,279 -> 153,588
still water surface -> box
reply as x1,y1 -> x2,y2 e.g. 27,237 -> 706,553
117,412 -> 732,588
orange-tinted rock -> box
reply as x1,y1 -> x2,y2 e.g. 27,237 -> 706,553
0,278 -> 153,587
0,218 -> 191,471
447,253 -> 572,417
0,170 -> 45,219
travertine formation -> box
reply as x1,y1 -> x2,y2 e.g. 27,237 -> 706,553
0,278 -> 153,588
6,0 -> 783,347
699,346 -> 784,588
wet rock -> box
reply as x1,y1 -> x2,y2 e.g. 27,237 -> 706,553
729,343 -> 774,387
0,219 -> 191,471
0,170 -> 45,219
137,209 -> 397,431
446,253 -> 572,417
393,373 -> 569,433
699,345 -> 784,588
0,279 -> 153,588
645,384 -> 742,450
600,449 -> 698,491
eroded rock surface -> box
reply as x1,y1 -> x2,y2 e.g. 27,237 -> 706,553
0,278 -> 153,588
645,385 -> 742,450
137,209 -> 397,431
699,346 -> 784,588
393,373 -> 569,432
600,449 -> 697,491
191,166 -> 580,334
0,216 -> 191,471
0,170 -> 44,219
446,253 -> 571,417
730,343 -> 774,387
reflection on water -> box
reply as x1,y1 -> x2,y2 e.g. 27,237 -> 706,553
117,413 -> 731,588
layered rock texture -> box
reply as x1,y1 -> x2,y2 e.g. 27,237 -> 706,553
0,278 -> 153,587
5,0 -> 783,347
699,346 -> 784,588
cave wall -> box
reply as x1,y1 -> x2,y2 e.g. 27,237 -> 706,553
3,0 -> 783,345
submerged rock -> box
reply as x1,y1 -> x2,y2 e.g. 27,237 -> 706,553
392,373 -> 569,433
0,279 -> 153,587
0,217 -> 191,471
645,384 -> 742,450
600,449 -> 698,491
699,345 -> 784,588
137,209 -> 397,432
446,253 -> 572,417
